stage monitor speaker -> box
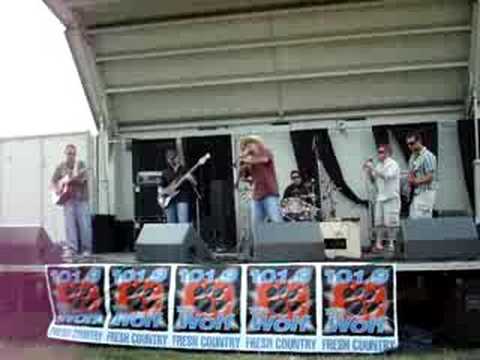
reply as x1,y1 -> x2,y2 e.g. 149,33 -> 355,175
401,217 -> 480,260
136,223 -> 204,263
253,222 -> 324,262
0,225 -> 61,264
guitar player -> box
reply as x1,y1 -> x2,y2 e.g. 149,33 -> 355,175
51,144 -> 92,257
160,147 -> 198,223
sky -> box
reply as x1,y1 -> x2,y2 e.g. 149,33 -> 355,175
0,1 -> 96,138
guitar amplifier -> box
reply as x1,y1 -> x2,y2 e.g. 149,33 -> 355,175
320,219 -> 362,259
136,171 -> 163,186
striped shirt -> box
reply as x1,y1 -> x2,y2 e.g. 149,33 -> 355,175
408,147 -> 437,195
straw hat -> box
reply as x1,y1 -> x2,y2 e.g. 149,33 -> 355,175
239,135 -> 264,150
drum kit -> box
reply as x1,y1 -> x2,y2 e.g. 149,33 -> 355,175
281,194 -> 318,222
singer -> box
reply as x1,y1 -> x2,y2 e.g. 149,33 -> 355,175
363,144 -> 401,253
238,135 -> 283,225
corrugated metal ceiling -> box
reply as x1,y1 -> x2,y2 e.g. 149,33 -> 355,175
46,0 -> 371,28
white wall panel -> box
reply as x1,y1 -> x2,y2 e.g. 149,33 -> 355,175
101,48 -> 275,87
0,139 -> 42,225
94,17 -> 272,55
111,83 -> 279,123
114,142 -> 134,220
272,0 -> 470,38
276,32 -> 469,72
437,122 -> 471,213
283,69 -> 467,112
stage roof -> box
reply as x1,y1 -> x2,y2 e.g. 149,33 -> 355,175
44,0 -> 371,29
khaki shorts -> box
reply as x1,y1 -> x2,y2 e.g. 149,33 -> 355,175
409,190 -> 436,219
375,197 -> 401,227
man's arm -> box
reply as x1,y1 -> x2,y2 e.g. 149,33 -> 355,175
412,172 -> 433,186
69,161 -> 88,184
50,165 -> 63,189
373,162 -> 399,180
241,149 -> 271,165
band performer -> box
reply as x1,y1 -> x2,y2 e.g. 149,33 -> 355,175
282,170 -> 313,204
406,132 -> 437,218
239,136 -> 283,224
363,144 -> 400,252
159,147 -> 196,223
51,144 -> 92,257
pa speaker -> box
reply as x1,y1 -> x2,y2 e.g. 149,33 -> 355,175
401,217 -> 480,260
0,225 -> 61,264
136,223 -> 206,263
253,222 -> 324,262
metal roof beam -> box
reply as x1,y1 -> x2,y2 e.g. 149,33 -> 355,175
96,25 -> 470,63
105,60 -> 468,95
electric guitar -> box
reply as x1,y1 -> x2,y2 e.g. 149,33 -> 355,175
51,168 -> 88,205
157,153 -> 211,209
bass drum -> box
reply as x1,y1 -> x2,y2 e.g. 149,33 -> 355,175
281,197 -> 314,222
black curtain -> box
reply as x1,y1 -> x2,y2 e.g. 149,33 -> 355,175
372,123 -> 438,161
458,119 -> 476,210
290,130 -> 318,181
372,127 -> 389,150
182,135 -> 236,249
315,130 -> 368,206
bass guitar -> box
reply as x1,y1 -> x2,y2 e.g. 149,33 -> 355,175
157,153 -> 211,209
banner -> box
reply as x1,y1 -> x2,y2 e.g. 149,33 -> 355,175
46,263 -> 397,354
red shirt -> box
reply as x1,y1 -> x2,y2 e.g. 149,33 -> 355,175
249,148 -> 279,200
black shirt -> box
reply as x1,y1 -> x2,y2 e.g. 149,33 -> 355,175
282,183 -> 312,203
160,165 -> 193,203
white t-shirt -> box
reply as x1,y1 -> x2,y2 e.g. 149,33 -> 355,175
374,157 -> 400,202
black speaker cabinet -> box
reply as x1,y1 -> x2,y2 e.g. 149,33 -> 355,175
401,217 -> 480,260
0,225 -> 61,264
135,223 -> 209,262
253,222 -> 324,262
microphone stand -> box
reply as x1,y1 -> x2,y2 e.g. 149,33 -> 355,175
192,183 -> 202,238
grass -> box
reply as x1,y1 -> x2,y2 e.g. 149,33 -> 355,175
2,341 -> 480,360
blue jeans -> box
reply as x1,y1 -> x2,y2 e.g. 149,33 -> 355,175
165,201 -> 190,223
63,199 -> 92,254
251,195 -> 283,224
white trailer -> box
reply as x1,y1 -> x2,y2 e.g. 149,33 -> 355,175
0,132 -> 94,244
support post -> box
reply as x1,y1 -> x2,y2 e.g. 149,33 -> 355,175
470,1 -> 480,223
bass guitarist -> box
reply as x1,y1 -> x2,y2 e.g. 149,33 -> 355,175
160,147 -> 198,223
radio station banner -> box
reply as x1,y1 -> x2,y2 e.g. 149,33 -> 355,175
46,263 -> 398,354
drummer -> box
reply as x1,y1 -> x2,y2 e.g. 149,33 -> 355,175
282,170 -> 313,204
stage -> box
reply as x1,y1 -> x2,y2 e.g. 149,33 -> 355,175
3,252 -> 480,273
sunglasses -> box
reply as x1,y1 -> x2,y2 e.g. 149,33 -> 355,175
378,151 -> 385,154
406,141 -> 415,146
291,176 -> 301,180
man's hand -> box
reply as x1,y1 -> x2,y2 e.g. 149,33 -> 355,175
409,173 -> 433,187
